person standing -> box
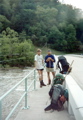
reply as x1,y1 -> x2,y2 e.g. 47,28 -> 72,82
45,50 -> 56,85
34,49 -> 46,88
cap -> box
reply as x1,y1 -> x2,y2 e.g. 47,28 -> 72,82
37,49 -> 41,52
48,49 -> 51,52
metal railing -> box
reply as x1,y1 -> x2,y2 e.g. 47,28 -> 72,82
0,68 -> 37,120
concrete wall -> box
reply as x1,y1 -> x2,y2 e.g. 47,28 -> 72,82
65,75 -> 83,120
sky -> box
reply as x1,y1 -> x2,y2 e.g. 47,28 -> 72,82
59,0 -> 83,10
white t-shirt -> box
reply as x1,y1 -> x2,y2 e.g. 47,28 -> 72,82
34,54 -> 44,69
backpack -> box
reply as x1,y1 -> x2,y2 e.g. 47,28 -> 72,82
49,85 -> 65,111
58,56 -> 69,66
53,73 -> 65,85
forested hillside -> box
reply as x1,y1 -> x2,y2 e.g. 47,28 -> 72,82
0,0 -> 83,66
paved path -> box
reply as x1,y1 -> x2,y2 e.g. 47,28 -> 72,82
15,70 -> 75,120
15,87 -> 74,120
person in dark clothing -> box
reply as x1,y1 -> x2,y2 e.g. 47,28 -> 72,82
45,50 -> 56,85
57,56 -> 70,74
44,84 -> 68,111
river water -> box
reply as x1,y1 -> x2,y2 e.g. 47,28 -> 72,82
0,67 -> 33,120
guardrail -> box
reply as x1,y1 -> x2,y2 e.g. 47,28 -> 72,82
0,68 -> 37,120
65,75 -> 83,120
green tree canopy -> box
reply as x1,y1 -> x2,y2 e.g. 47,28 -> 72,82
0,0 -> 83,57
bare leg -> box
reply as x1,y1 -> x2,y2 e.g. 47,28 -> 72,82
47,72 -> 50,80
51,72 -> 56,85
37,70 -> 46,87
37,70 -> 42,81
40,70 -> 43,80
47,72 -> 51,85
52,71 -> 56,79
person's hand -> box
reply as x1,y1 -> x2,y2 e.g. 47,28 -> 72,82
46,57 -> 52,62
60,95 -> 66,102
47,57 -> 52,61
46,57 -> 50,61
49,57 -> 52,60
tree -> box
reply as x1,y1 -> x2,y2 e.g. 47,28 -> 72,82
0,15 -> 10,31
0,28 -> 35,66
66,24 -> 79,52
0,0 -> 83,55
48,26 -> 62,44
76,19 -> 83,43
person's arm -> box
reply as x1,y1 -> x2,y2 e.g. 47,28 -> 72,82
49,57 -> 55,62
53,55 -> 55,62
34,55 -> 37,69
34,61 -> 37,68
46,57 -> 51,62
49,55 -> 55,62
45,56 -> 50,62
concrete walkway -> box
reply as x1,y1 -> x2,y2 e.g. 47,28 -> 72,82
15,70 -> 75,120
15,86 -> 75,120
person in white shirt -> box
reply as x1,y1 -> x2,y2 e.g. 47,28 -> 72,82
34,49 -> 46,88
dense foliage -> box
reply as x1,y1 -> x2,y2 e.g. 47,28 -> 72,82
0,0 -> 83,66
0,27 -> 34,66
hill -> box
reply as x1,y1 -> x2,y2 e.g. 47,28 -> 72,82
0,0 -> 83,67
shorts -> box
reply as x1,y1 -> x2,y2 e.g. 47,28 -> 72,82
46,67 -> 55,72
37,69 -> 44,71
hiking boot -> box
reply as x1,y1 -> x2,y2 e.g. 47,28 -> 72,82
44,104 -> 52,111
40,80 -> 46,88
47,79 -> 51,85
40,84 -> 42,88
42,82 -> 46,86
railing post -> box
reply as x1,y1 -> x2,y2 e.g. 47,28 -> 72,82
34,69 -> 36,90
24,78 -> 29,109
0,100 -> 2,120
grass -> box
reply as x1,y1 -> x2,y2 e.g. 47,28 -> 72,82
35,46 -> 83,56
35,46 -> 65,57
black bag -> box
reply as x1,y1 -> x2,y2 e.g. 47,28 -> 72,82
57,56 -> 70,74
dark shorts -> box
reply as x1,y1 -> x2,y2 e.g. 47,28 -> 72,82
37,69 -> 44,71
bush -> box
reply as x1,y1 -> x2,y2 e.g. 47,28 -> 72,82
0,28 -> 35,67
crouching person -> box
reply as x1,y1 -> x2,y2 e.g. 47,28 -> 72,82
57,56 -> 72,74
44,84 -> 68,111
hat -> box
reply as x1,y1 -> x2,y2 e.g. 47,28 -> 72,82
37,49 -> 41,52
48,49 -> 51,52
